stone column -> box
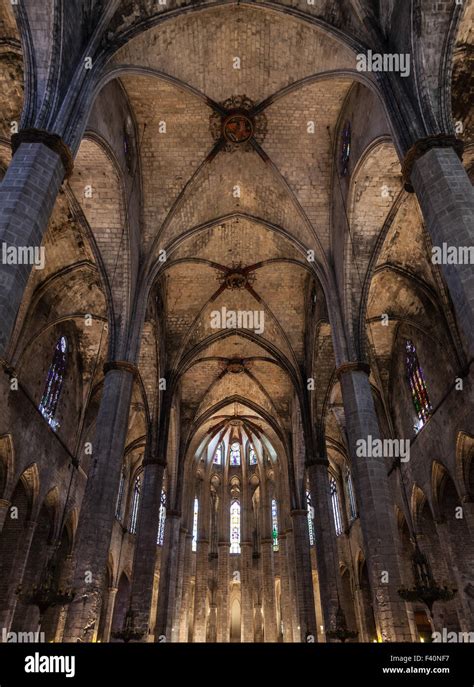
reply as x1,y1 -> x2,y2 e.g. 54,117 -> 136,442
129,460 -> 165,638
254,602 -> 264,641
278,532 -> 294,642
240,478 -> 254,642
434,521 -> 471,632
189,480 -> 210,643
155,511 -> 181,641
405,141 -> 474,357
337,362 -> 411,641
0,135 -> 72,354
217,479 -> 230,643
290,510 -> 318,641
49,553 -> 75,642
178,534 -> 193,642
172,527 -> 188,643
207,603 -> 217,642
307,460 -> 340,635
100,587 -> 118,643
0,519 -> 36,632
260,537 -> 278,642
353,584 -> 370,641
240,542 -> 253,641
285,529 -> 301,641
0,499 -> 11,533
258,485 -> 278,642
62,362 -> 135,642
216,541 -> 230,642
460,497 -> 474,541
192,536 -> 209,642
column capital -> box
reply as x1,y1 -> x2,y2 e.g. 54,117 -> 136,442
306,457 -> 329,469
402,134 -> 464,192
142,456 -> 166,469
167,509 -> 181,518
335,361 -> 371,380
103,360 -> 139,377
11,128 -> 74,179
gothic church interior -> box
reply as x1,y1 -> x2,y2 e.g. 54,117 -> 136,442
0,0 -> 473,645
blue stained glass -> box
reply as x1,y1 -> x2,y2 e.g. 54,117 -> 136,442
330,476 -> 343,536
129,475 -> 141,534
230,500 -> 241,553
157,488 -> 166,545
249,446 -> 257,465
406,339 -> 432,432
213,443 -> 223,464
341,121 -> 351,176
192,497 -> 199,552
272,498 -> 279,552
230,442 -> 241,466
306,490 -> 315,546
39,336 -> 68,430
115,469 -> 125,520
346,468 -> 357,520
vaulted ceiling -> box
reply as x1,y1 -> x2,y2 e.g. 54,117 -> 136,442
0,0 -> 471,481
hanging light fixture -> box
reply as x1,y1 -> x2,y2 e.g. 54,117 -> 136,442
111,608 -> 145,643
16,550 -> 75,627
394,458 -> 457,613
326,602 -> 358,642
325,520 -> 358,642
16,475 -> 76,630
398,543 -> 456,612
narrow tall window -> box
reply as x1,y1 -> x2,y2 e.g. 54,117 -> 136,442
271,498 -> 279,552
341,121 -> 351,176
249,445 -> 257,466
157,488 -> 167,546
405,339 -> 432,432
129,474 -> 141,534
192,497 -> 199,552
306,490 -> 315,546
330,476 -> 343,536
345,468 -> 357,521
213,442 -> 223,465
230,500 -> 241,553
230,441 -> 241,466
115,468 -> 126,520
39,335 -> 68,430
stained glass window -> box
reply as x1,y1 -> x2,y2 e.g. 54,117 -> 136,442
129,474 -> 141,534
157,488 -> 166,546
306,490 -> 315,546
341,120 -> 351,176
330,476 -> 343,536
345,468 -> 357,521
249,445 -> 257,465
39,335 -> 68,430
230,500 -> 241,553
192,497 -> 199,552
213,442 -> 223,465
406,340 -> 432,432
115,468 -> 126,520
271,498 -> 279,552
230,442 -> 241,466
